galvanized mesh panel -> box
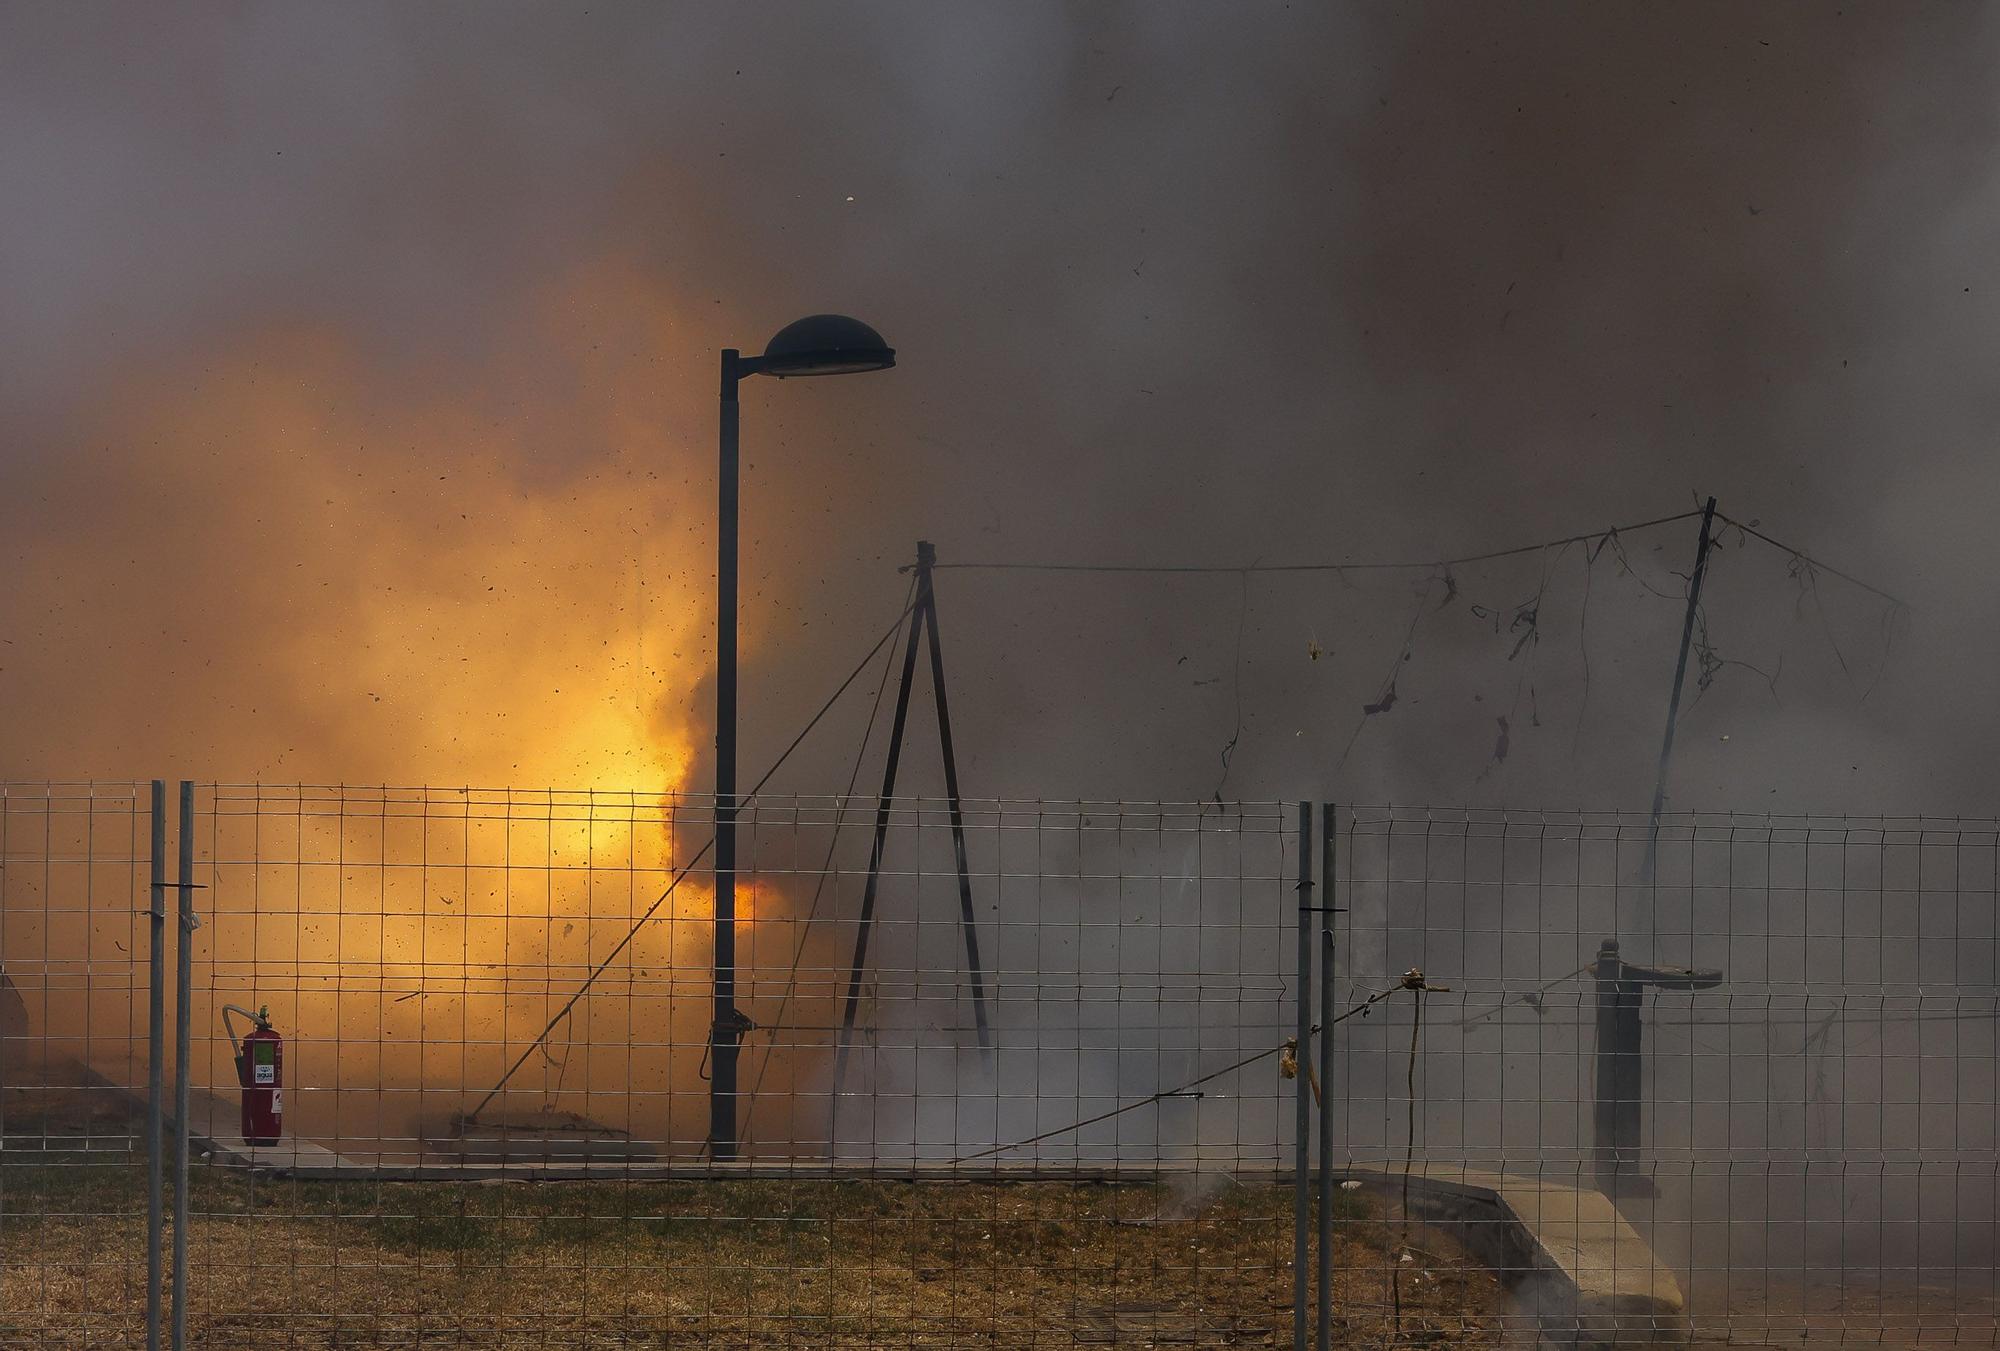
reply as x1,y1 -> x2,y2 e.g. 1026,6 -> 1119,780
1,782 -> 157,1348
166,788 -> 1311,1347
10,788 -> 1997,1347
1327,806 -> 2000,1347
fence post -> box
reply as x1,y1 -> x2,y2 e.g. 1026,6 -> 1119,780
172,781 -> 194,1350
1293,801 -> 1313,1351
1316,805 -> 1335,1351
146,780 -> 165,1351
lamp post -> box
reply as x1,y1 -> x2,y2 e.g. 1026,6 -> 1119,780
712,315 -> 895,1160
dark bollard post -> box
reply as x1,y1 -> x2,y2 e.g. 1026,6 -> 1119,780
1592,939 -> 1642,1181
1592,937 -> 1723,1194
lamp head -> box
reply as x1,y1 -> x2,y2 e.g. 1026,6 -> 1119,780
757,314 -> 895,377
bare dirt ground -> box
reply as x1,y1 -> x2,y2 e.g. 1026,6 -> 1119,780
4,1087 -> 1504,1349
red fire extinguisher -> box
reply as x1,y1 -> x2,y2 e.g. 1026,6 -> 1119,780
222,1003 -> 282,1145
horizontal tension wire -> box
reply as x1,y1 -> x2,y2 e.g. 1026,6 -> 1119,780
929,508 -> 1703,575
1714,511 -> 1905,609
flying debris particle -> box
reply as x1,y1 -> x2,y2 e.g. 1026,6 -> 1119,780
1492,716 -> 1510,764
1363,680 -> 1398,717
1307,635 -> 1324,661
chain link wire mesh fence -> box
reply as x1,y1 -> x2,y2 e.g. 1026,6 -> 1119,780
1,783 -> 159,1348
4,786 -> 1998,1347
1326,805 -> 2000,1348
8,786 -> 1330,1347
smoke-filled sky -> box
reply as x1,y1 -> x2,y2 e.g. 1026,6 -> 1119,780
1,3 -> 1992,813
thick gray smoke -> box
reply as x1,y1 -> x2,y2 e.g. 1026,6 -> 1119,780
0,3 -> 1989,811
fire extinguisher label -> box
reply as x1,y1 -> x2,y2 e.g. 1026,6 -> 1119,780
253,1039 -> 276,1084
255,1063 -> 275,1084
271,1089 -> 282,1114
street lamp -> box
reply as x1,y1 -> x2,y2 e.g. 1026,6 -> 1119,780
711,315 -> 894,1161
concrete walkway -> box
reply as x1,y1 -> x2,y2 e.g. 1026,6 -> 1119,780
1336,1161 -> 1690,1348
178,1087 -> 358,1171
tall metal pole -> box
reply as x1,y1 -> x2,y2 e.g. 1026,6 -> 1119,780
171,781 -> 194,1351
1639,497 -> 1718,920
1315,807 -> 1336,1351
145,780 -> 165,1351
711,351 -> 744,1160
1292,801 -> 1313,1351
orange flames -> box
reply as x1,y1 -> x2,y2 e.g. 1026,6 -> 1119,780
2,262 -> 734,793
0,269 -> 822,1142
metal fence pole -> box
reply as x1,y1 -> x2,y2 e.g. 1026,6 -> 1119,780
1316,806 -> 1336,1351
171,781 -> 194,1350
145,779 -> 165,1351
1292,800 -> 1313,1351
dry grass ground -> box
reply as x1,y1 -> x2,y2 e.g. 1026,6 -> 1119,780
1,1160 -> 1506,1349
3,1103 -> 1505,1349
